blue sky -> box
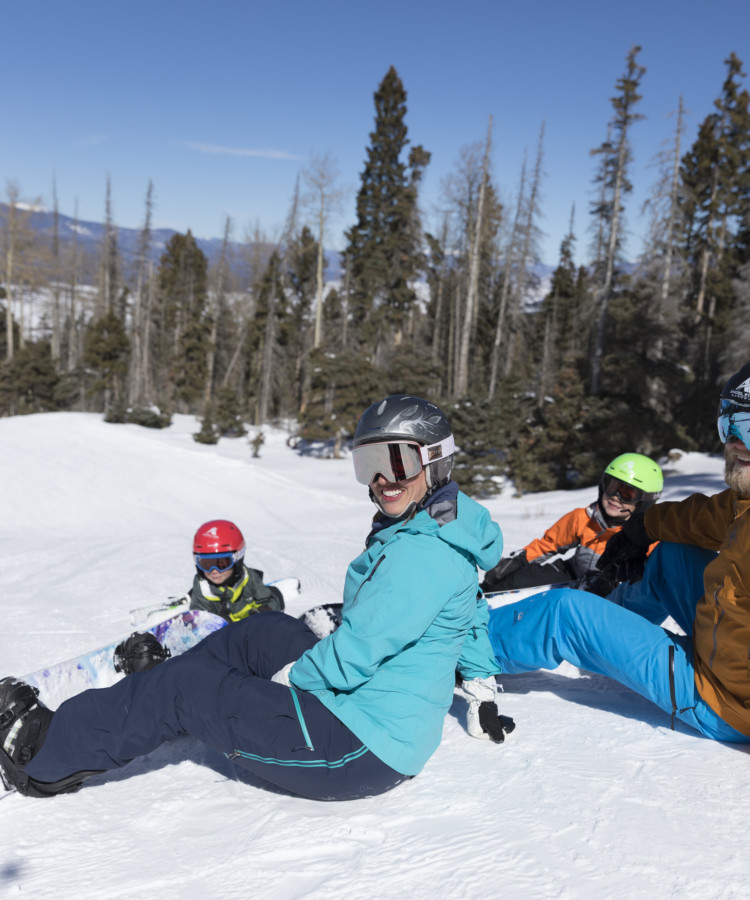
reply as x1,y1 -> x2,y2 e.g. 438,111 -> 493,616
4,0 -> 749,264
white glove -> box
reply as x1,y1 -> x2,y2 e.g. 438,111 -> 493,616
462,677 -> 497,740
271,662 -> 294,686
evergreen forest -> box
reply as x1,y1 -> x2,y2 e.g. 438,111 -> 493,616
2,49 -> 750,497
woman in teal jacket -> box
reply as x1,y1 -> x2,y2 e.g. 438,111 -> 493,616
1,396 -> 514,800
290,485 -> 504,775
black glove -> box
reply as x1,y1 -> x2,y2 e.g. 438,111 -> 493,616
597,509 -> 651,584
113,632 -> 171,674
576,569 -> 619,597
477,701 -> 516,743
482,551 -> 528,592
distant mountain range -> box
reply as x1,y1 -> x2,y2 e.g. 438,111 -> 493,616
3,203 -> 558,298
1,202 -> 343,283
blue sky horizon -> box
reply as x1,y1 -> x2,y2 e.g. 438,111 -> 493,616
4,0 -> 749,266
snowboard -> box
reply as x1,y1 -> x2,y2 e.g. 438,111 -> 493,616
484,584 -> 566,607
24,610 -> 228,709
485,578 -> 606,607
128,577 -> 302,627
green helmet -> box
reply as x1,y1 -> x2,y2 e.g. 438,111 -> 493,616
603,453 -> 663,502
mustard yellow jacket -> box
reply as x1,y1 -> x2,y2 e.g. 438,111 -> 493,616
645,489 -> 750,735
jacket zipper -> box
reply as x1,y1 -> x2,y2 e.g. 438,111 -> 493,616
351,554 -> 386,604
709,588 -> 723,669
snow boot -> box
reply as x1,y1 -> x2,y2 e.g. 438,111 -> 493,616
0,677 -> 100,798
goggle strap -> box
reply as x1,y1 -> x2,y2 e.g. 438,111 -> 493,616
419,435 -> 455,466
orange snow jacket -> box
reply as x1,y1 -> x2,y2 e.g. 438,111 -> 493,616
524,503 -> 626,579
644,489 -> 750,736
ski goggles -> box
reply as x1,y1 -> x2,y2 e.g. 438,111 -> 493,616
601,474 -> 643,505
717,399 -> 750,446
352,436 -> 455,485
194,551 -> 242,574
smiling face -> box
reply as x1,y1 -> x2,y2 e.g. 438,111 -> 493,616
724,433 -> 750,496
370,468 -> 429,518
205,567 -> 234,586
600,490 -> 636,521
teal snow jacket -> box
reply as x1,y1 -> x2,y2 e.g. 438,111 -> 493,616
289,486 -> 503,776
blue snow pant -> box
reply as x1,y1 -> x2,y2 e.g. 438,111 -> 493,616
488,542 -> 748,742
25,612 -> 408,800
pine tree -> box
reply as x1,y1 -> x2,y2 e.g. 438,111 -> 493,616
536,219 -> 586,402
83,309 -> 130,413
0,339 -> 59,416
344,66 -> 430,355
677,53 -> 750,443
213,385 -> 247,437
283,225 -> 319,414
297,348 -> 380,457
154,231 -> 209,412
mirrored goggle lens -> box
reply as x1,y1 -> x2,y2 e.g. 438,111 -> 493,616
352,442 -> 424,485
717,410 -> 750,444
602,475 -> 642,505
719,398 -> 750,416
194,553 -> 235,573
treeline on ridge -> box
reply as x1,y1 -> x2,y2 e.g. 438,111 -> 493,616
1,48 -> 749,497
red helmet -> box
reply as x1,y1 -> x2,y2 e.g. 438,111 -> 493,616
193,519 -> 246,557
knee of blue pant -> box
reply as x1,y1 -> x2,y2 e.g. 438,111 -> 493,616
487,588 -> 586,673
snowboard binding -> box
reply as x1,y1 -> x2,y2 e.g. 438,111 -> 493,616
113,632 -> 172,675
0,677 -> 97,797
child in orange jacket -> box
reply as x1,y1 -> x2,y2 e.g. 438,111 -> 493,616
481,453 -> 663,594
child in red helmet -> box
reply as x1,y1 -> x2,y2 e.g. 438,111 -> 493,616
188,519 -> 284,622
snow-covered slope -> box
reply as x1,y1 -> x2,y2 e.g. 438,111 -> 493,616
1,413 -> 745,899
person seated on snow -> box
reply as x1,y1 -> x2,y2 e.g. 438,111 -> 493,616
188,519 -> 284,623
112,519 -> 287,675
0,394 -> 514,800
481,453 -> 663,595
485,362 -> 750,744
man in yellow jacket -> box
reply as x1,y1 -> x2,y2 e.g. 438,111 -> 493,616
487,362 -> 750,742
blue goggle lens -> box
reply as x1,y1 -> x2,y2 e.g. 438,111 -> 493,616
717,399 -> 750,445
195,553 -> 236,574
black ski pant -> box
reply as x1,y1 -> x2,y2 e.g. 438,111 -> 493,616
26,612 -> 408,800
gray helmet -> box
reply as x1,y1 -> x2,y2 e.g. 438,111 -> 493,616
353,395 -> 455,489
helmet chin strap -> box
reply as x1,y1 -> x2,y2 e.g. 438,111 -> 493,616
368,475 -> 436,520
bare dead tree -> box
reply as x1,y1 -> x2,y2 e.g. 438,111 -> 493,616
51,176 -> 62,363
203,215 -> 232,409
503,120 -> 546,378
455,116 -> 492,397
65,202 -> 81,372
257,179 -> 300,425
302,153 -> 345,349
2,181 -> 19,361
488,157 -> 527,399
129,180 -> 154,405
590,46 -> 646,396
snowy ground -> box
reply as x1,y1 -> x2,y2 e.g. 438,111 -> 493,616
0,412 -> 746,899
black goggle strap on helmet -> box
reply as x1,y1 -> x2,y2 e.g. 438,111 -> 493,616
717,398 -> 750,445
353,435 -> 455,485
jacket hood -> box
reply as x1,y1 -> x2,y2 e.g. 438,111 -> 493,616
368,484 -> 502,573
